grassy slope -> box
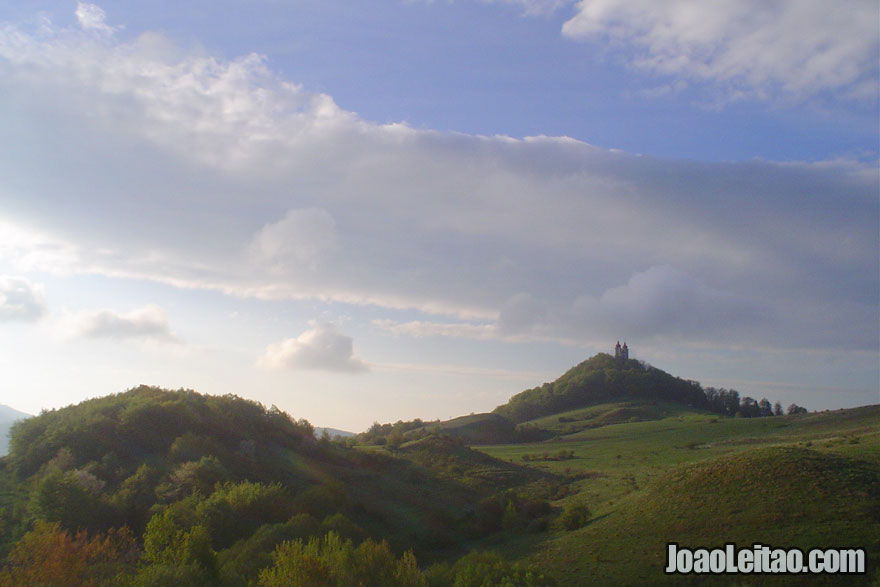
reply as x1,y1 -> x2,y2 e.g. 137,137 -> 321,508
477,404 -> 880,585
537,447 -> 880,585
520,400 -> 700,437
406,413 -> 517,445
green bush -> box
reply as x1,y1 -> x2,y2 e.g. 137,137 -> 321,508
258,531 -> 425,587
559,501 -> 591,531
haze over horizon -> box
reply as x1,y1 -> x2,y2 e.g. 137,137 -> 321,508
0,1 -> 877,432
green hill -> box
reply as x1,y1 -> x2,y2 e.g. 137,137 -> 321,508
532,446 -> 880,585
0,386 -> 529,583
408,412 -> 518,445
400,433 -> 551,490
478,404 -> 880,585
494,353 -> 707,423
517,400 -> 702,437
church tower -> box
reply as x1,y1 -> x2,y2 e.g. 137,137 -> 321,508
614,341 -> 629,360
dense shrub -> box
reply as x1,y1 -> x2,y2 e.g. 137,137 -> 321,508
559,501 -> 591,531
258,531 -> 424,587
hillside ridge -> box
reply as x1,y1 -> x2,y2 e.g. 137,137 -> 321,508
493,353 -> 707,423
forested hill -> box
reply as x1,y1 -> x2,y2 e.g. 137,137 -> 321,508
493,353 -> 707,423
0,385 -> 524,584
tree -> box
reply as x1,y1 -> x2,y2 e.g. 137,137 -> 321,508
141,508 -> 219,585
773,402 -> 783,416
156,456 -> 229,501
719,389 -> 740,417
258,532 -> 425,587
30,470 -> 112,533
704,387 -> 724,414
738,397 -> 760,418
386,430 -> 405,455
787,404 -> 808,415
559,501 -> 591,531
0,521 -> 137,586
758,398 -> 773,417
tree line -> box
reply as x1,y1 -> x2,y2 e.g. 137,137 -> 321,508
702,387 -> 807,418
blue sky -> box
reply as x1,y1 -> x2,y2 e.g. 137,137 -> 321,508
0,1 -> 877,431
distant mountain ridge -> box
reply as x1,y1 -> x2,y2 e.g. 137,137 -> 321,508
314,427 -> 355,439
0,404 -> 31,456
493,353 -> 706,423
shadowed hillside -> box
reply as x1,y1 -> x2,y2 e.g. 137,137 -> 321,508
0,386 -> 555,584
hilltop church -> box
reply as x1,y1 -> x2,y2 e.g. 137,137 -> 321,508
614,341 -> 629,360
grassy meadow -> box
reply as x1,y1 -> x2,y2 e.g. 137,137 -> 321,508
475,404 -> 880,584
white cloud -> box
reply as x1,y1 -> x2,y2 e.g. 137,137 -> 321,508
0,276 -> 47,322
561,0 -> 879,100
71,305 -> 177,342
0,7 -> 875,353
0,220 -> 82,276
258,324 -> 368,373
250,208 -> 337,271
74,2 -> 116,34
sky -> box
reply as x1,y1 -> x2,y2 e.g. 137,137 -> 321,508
0,0 -> 877,432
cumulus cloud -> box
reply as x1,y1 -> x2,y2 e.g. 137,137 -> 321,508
0,276 -> 47,322
0,7 -> 875,353
258,324 -> 368,373
72,305 -> 177,342
561,0 -> 879,100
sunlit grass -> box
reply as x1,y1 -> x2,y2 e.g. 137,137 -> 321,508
475,404 -> 880,585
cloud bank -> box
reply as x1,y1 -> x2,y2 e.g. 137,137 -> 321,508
0,8 -> 876,353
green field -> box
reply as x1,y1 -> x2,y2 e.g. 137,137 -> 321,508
476,404 -> 880,584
